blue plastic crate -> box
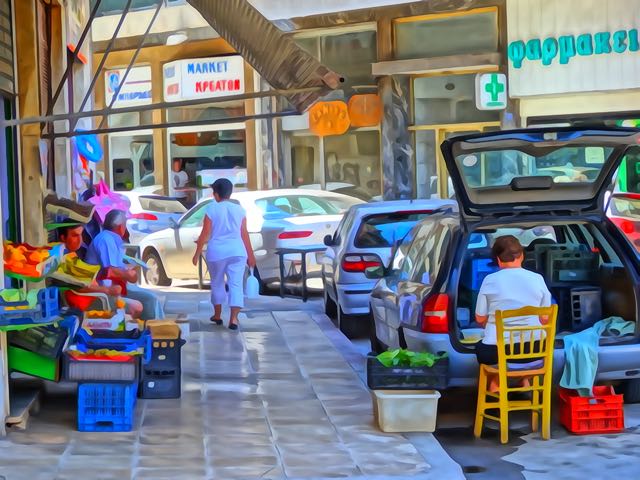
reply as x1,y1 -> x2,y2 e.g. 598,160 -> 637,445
470,258 -> 498,290
74,329 -> 151,363
0,287 -> 60,327
77,382 -> 137,432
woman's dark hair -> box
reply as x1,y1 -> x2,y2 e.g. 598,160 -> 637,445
212,178 -> 233,199
492,235 -> 524,263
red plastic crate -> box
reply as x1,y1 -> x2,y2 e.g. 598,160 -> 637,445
558,386 -> 624,435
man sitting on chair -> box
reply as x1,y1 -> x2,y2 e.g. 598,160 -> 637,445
85,209 -> 164,320
475,235 -> 552,392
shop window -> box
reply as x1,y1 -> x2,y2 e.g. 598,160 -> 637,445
167,100 -> 245,124
394,9 -> 498,60
325,130 -> 380,197
294,28 -> 377,91
109,133 -> 154,191
169,128 -> 247,205
413,74 -> 500,126
108,111 -> 152,128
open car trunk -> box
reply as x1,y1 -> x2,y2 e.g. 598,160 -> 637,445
454,221 -> 639,347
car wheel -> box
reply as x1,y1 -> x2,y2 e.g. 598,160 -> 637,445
143,251 -> 172,287
337,306 -> 368,339
368,311 -> 385,354
623,379 -> 640,403
323,283 -> 337,318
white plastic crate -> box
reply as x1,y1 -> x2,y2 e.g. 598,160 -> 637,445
372,390 -> 441,433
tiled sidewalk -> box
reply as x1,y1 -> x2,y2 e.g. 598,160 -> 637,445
0,292 -> 463,480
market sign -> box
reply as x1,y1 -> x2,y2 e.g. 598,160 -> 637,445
475,73 -> 507,110
507,0 -> 640,97
104,66 -> 152,108
163,55 -> 245,102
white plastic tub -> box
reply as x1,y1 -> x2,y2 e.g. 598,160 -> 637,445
372,389 -> 441,433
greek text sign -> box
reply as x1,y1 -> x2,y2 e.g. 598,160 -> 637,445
104,66 -> 152,108
163,55 -> 245,102
507,0 -> 640,97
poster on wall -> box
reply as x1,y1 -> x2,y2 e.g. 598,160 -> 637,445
104,66 -> 153,108
507,0 -> 640,97
163,55 -> 245,102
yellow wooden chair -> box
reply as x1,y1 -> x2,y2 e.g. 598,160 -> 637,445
474,304 -> 558,444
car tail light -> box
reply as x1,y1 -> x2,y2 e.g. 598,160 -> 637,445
421,294 -> 449,333
341,254 -> 382,273
132,213 -> 158,221
619,220 -> 635,234
278,231 -> 313,240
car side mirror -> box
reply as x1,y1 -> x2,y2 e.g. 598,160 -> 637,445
324,234 -> 334,247
169,218 -> 179,229
365,266 -> 385,279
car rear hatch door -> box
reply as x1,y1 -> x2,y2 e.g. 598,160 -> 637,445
440,128 -> 640,224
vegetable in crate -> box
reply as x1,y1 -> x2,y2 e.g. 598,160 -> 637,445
376,349 -> 447,368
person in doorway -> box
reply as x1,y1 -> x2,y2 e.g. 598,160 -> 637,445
85,209 -> 165,320
172,159 -> 189,190
140,158 -> 155,187
475,235 -> 552,392
192,178 -> 256,330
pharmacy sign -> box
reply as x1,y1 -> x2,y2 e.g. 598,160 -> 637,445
475,73 -> 507,110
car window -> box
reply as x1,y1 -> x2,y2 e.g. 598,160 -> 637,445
181,202 -> 209,228
298,196 -> 330,215
334,210 -> 355,246
354,211 -> 434,248
390,224 -> 420,270
411,223 -> 452,284
399,221 -> 437,280
484,226 -> 556,247
255,195 -> 341,218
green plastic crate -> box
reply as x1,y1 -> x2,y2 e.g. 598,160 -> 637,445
8,345 -> 59,381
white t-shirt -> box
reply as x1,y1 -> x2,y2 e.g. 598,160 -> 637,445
172,170 -> 189,188
205,200 -> 247,262
475,267 -> 552,345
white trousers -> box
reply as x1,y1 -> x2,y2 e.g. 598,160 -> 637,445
207,256 -> 246,308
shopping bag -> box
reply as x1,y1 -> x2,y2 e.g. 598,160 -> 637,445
245,268 -> 260,299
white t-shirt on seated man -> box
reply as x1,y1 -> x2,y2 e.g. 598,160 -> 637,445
475,236 -> 552,345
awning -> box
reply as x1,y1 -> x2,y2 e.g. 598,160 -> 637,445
186,0 -> 342,112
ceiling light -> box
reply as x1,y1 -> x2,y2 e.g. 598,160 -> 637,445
166,32 -> 188,46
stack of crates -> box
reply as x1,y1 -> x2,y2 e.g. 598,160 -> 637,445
70,329 -> 150,432
139,320 -> 185,399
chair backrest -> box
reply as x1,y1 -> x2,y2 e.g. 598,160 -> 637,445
495,305 -> 558,367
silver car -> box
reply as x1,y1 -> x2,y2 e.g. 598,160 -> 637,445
321,199 -> 456,338
139,189 -> 363,287
369,127 -> 640,402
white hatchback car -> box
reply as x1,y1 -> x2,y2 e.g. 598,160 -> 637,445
139,189 -> 363,287
321,199 -> 456,338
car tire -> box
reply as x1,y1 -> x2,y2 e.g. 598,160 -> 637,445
323,283 -> 338,318
337,306 -> 368,339
368,311 -> 385,354
623,379 -> 640,403
143,251 -> 172,287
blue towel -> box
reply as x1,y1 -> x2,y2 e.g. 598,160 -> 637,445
560,317 -> 634,396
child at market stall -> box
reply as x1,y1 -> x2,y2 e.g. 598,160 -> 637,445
192,178 -> 256,330
475,235 -> 552,392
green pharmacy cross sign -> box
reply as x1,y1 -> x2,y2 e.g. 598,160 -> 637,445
475,73 -> 507,110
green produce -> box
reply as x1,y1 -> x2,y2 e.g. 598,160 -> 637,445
376,349 -> 447,368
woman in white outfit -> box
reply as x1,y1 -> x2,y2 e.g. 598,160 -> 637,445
192,178 -> 256,330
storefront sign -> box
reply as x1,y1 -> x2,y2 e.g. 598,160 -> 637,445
475,73 -> 507,110
104,66 -> 152,108
507,0 -> 640,97
309,101 -> 350,137
163,56 -> 245,102
348,94 -> 382,127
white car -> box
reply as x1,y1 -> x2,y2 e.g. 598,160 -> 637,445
139,189 -> 364,287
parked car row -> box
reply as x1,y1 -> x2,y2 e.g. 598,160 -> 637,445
320,127 -> 640,402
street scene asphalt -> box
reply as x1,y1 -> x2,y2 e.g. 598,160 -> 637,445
1,285 -> 639,480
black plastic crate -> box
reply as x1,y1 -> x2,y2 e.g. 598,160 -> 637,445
147,338 -> 185,370
139,368 -> 181,399
8,326 -> 67,359
366,355 -> 449,390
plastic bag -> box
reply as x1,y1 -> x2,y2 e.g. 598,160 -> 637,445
245,268 -> 260,299
87,179 -> 131,223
